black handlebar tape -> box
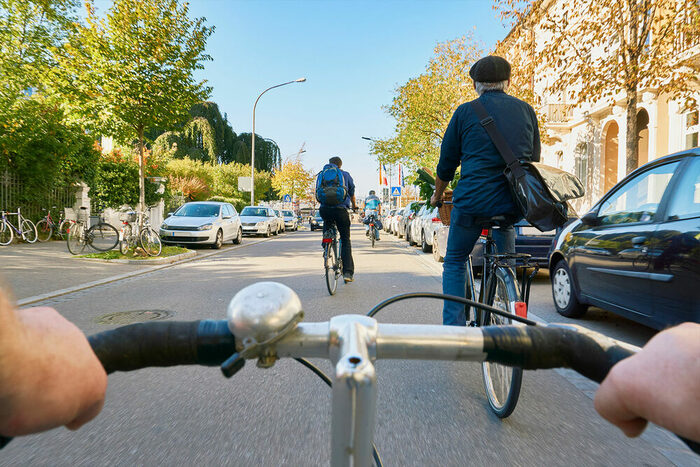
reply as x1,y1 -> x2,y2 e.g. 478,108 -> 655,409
481,326 -> 633,383
89,320 -> 236,374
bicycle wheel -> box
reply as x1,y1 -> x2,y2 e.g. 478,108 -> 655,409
86,223 -> 119,251
371,227 -> 376,248
139,227 -> 162,256
36,219 -> 53,242
324,243 -> 338,295
58,219 -> 74,239
67,223 -> 86,254
20,219 -> 37,243
0,221 -> 13,246
479,268 -> 523,418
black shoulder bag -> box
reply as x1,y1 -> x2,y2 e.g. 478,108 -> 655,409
470,99 -> 584,232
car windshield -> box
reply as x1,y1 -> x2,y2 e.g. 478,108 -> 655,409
314,211 -> 321,217
174,204 -> 220,217
241,207 -> 268,216
282,211 -> 294,216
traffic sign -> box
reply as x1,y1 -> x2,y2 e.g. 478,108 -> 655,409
283,194 -> 292,203
391,186 -> 402,197
238,176 -> 252,192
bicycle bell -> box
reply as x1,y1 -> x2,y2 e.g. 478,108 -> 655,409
222,282 -> 304,376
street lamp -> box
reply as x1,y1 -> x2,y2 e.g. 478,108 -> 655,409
250,77 -> 306,206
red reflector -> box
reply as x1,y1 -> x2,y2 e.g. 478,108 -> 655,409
431,217 -> 440,222
515,302 -> 527,318
322,238 -> 332,243
480,229 -> 488,236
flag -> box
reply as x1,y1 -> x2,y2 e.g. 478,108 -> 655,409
398,164 -> 404,187
381,164 -> 388,186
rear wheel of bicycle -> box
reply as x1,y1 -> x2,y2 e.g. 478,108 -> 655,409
140,227 -> 162,256
36,219 -> 53,242
0,221 -> 13,246
324,243 -> 338,295
86,223 -> 119,251
371,228 -> 375,248
58,219 -> 74,239
479,270 -> 523,418
67,223 -> 86,255
21,219 -> 37,243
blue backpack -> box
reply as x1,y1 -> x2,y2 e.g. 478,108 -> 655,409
316,166 -> 347,206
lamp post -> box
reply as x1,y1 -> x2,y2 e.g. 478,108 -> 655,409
251,78 -> 306,206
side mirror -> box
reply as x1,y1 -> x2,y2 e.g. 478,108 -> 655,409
223,215 -> 232,219
167,212 -> 173,217
580,211 -> 599,226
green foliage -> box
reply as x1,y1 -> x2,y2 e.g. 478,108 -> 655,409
79,245 -> 189,260
207,196 -> 246,212
91,159 -> 160,208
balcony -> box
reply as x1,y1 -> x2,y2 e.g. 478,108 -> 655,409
547,104 -> 574,123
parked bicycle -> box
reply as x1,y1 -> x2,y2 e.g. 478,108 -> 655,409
0,208 -> 38,246
66,207 -> 119,255
35,207 -> 75,242
322,224 -> 343,295
118,209 -> 162,256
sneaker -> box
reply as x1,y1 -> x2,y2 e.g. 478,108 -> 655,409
343,273 -> 354,283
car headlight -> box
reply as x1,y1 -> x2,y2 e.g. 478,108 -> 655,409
256,221 -> 265,227
198,223 -> 213,231
161,223 -> 169,229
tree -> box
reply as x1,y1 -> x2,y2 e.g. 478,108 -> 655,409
51,0 -> 213,226
271,158 -> 314,201
496,0 -> 700,174
370,35 -> 484,172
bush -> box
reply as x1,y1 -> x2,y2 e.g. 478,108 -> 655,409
207,195 -> 246,212
91,158 -> 161,209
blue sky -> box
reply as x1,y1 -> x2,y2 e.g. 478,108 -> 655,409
97,0 -> 511,196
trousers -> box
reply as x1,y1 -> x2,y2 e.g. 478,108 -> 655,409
320,206 -> 354,275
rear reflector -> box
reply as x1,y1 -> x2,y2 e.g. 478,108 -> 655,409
480,229 -> 488,237
431,217 -> 440,222
322,238 -> 332,243
515,301 -> 527,318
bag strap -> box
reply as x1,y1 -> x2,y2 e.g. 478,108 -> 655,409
470,99 -> 527,179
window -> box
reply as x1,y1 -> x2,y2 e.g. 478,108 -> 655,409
666,158 -> 700,221
685,110 -> 699,149
598,162 -> 680,225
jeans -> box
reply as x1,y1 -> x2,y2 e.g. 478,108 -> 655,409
442,221 -> 515,326
320,206 -> 354,275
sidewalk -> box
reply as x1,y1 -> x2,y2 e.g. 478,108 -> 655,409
0,240 -> 146,301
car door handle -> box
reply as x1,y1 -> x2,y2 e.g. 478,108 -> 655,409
631,236 -> 647,246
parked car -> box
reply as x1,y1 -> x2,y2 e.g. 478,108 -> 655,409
239,206 -> 280,237
281,210 -> 298,231
160,201 -> 242,249
418,206 -> 443,253
407,204 -> 429,246
383,209 -> 396,232
273,209 -> 286,233
309,210 -> 324,231
548,148 -> 700,329
397,202 -> 423,239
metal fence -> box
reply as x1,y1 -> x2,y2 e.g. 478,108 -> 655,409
0,171 -> 76,222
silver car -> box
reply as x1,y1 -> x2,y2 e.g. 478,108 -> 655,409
160,201 -> 242,249
281,210 -> 298,231
419,206 -> 443,253
273,210 -> 286,233
240,206 -> 280,237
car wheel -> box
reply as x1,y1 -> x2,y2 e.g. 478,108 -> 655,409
551,259 -> 587,318
212,229 -> 223,249
265,226 -> 271,238
272,225 -> 278,236
432,234 -> 444,262
421,232 -> 432,253
233,227 -> 242,244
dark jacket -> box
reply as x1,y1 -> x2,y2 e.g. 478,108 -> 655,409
436,90 -> 540,225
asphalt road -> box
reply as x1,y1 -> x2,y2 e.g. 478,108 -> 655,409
2,226 -> 696,466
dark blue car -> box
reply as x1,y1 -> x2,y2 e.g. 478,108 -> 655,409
548,148 -> 700,329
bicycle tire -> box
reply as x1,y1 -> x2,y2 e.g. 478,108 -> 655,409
20,219 -> 37,243
58,219 -> 74,239
371,227 -> 375,248
67,223 -> 86,255
87,223 -> 119,251
0,220 -> 13,246
479,268 -> 523,418
324,243 -> 338,295
139,227 -> 162,256
36,219 -> 53,242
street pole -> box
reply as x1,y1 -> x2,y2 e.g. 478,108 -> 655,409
251,78 -> 306,206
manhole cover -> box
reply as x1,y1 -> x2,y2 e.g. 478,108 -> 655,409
95,310 -> 175,325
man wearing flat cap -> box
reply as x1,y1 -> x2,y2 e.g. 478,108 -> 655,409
430,55 -> 541,326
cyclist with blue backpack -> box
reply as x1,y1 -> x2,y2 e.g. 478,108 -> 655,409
316,156 -> 357,283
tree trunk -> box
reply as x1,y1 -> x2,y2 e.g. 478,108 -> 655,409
138,126 -> 145,231
625,87 -> 639,175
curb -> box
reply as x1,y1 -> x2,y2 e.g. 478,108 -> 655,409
75,250 -> 197,265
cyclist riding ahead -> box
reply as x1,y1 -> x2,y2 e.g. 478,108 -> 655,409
315,156 -> 357,283
363,190 -> 382,240
430,55 -> 541,327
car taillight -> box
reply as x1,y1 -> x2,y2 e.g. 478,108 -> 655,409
431,217 -> 440,223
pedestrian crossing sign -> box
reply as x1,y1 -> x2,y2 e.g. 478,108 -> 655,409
391,186 -> 402,197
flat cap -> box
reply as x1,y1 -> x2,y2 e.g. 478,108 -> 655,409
469,56 -> 511,83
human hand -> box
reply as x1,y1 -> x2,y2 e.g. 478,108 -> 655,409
0,295 -> 107,437
430,192 -> 442,207
594,322 -> 700,442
